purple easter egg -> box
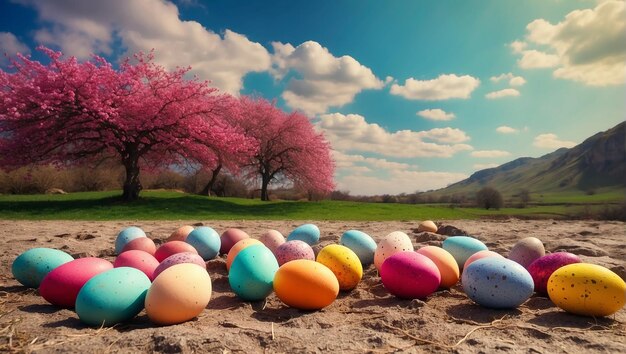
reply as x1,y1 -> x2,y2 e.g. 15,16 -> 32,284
153,252 -> 206,280
274,240 -> 315,266
527,252 -> 581,294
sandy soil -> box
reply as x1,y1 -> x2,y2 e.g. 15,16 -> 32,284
1,219 -> 625,353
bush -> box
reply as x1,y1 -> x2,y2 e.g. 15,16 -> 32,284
475,186 -> 504,210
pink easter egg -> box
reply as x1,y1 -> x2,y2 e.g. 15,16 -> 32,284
154,241 -> 198,262
153,252 -> 206,280
274,240 -> 315,266
121,237 -> 157,256
259,230 -> 285,254
113,250 -> 159,281
381,251 -> 441,299
463,250 -> 504,270
528,252 -> 581,294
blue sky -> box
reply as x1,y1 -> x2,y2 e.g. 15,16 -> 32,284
1,0 -> 624,195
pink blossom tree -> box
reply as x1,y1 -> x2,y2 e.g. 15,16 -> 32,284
238,97 -> 335,201
0,47 -> 248,201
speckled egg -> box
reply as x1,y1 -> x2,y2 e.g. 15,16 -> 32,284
186,226 -> 221,261
229,245 -> 279,301
462,257 -> 534,309
417,220 -> 438,233
145,263 -> 212,325
464,250 -> 504,270
75,267 -> 151,326
39,257 -> 113,308
442,236 -> 488,269
259,230 -> 285,254
12,248 -> 74,288
416,246 -> 459,288
220,228 -> 250,255
374,231 -> 414,271
316,244 -> 363,291
275,240 -> 315,266
339,230 -> 377,266
226,238 -> 263,270
528,252 -> 581,295
121,237 -> 157,256
153,252 -> 206,280
380,251 -> 441,299
115,226 -> 147,255
113,250 -> 159,281
548,263 -> 626,317
273,259 -> 339,310
167,225 -> 195,242
287,224 -> 320,245
154,241 -> 198,262
508,237 -> 545,269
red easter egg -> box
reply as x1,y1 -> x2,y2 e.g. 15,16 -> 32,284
121,237 -> 157,256
219,229 -> 250,255
154,241 -> 198,262
113,250 -> 159,280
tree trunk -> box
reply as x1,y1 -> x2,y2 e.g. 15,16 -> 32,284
121,157 -> 142,201
199,164 -> 222,196
260,173 -> 270,201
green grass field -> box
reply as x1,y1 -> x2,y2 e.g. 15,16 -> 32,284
0,190 -> 608,221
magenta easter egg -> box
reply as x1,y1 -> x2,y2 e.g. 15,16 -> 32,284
274,240 -> 315,266
380,251 -> 441,299
39,257 -> 113,308
464,250 -> 504,270
154,241 -> 198,262
121,237 -> 157,256
528,252 -> 581,294
113,250 -> 159,281
153,252 -> 206,280
220,229 -> 250,255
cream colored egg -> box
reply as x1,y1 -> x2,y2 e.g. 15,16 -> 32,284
374,231 -> 413,271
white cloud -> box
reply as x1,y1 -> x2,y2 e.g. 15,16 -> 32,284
533,133 -> 577,149
513,0 -> 626,86
271,41 -> 384,115
336,170 -> 468,196
496,126 -> 518,134
416,108 -> 455,121
318,113 -> 472,158
473,163 -> 499,170
0,32 -> 30,64
485,88 -> 520,99
390,74 -> 480,100
470,150 -> 511,158
19,0 -> 271,94
490,72 -> 526,86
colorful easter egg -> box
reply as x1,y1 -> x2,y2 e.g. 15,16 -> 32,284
121,237 -> 157,256
416,246 -> 460,288
287,224 -> 320,245
417,220 -> 438,233
442,236 -> 488,269
508,237 -> 545,268
220,228 -> 250,255
75,267 -> 151,326
273,259 -> 339,310
464,250 -> 504,270
380,251 -> 441,299
226,238 -> 263,270
145,263 -> 212,325
259,230 -> 285,254
115,226 -> 146,255
374,231 -> 414,271
548,263 -> 626,317
316,244 -> 363,291
229,245 -> 279,301
275,240 -> 315,266
113,250 -> 159,281
39,257 -> 113,308
154,241 -> 198,262
167,225 -> 195,242
462,257 -> 534,309
186,226 -> 221,261
11,248 -> 74,288
153,252 -> 205,280
528,252 -> 581,295
339,230 -> 377,266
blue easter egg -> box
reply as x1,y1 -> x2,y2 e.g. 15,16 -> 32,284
287,224 -> 320,245
442,236 -> 488,269
12,248 -> 74,288
75,267 -> 151,326
115,227 -> 147,255
340,230 -> 377,266
229,245 -> 279,301
462,257 -> 534,309
186,226 -> 221,260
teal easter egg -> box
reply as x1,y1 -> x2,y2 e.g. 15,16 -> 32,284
75,267 -> 151,326
287,224 -> 320,245
186,226 -> 221,260
340,230 -> 377,266
229,245 -> 279,301
12,248 -> 74,288
115,227 -> 147,255
442,236 -> 488,269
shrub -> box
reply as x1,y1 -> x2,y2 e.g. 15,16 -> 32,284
476,186 -> 504,210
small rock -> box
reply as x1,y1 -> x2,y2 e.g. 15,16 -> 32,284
409,299 -> 426,309
436,225 -> 468,236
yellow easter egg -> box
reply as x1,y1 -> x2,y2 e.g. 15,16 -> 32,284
316,244 -> 363,291
548,263 -> 626,317
416,246 -> 460,288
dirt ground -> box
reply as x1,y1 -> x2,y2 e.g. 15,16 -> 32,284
0,219 -> 625,353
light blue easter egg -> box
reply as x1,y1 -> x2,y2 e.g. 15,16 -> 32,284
340,230 -> 377,266
75,267 -> 151,326
12,248 -> 74,288
115,227 -> 147,255
186,226 -> 221,260
462,257 -> 534,309
229,245 -> 279,301
287,224 -> 320,245
442,236 -> 488,269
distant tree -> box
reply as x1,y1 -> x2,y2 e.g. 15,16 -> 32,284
519,189 -> 531,208
476,186 -> 504,210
